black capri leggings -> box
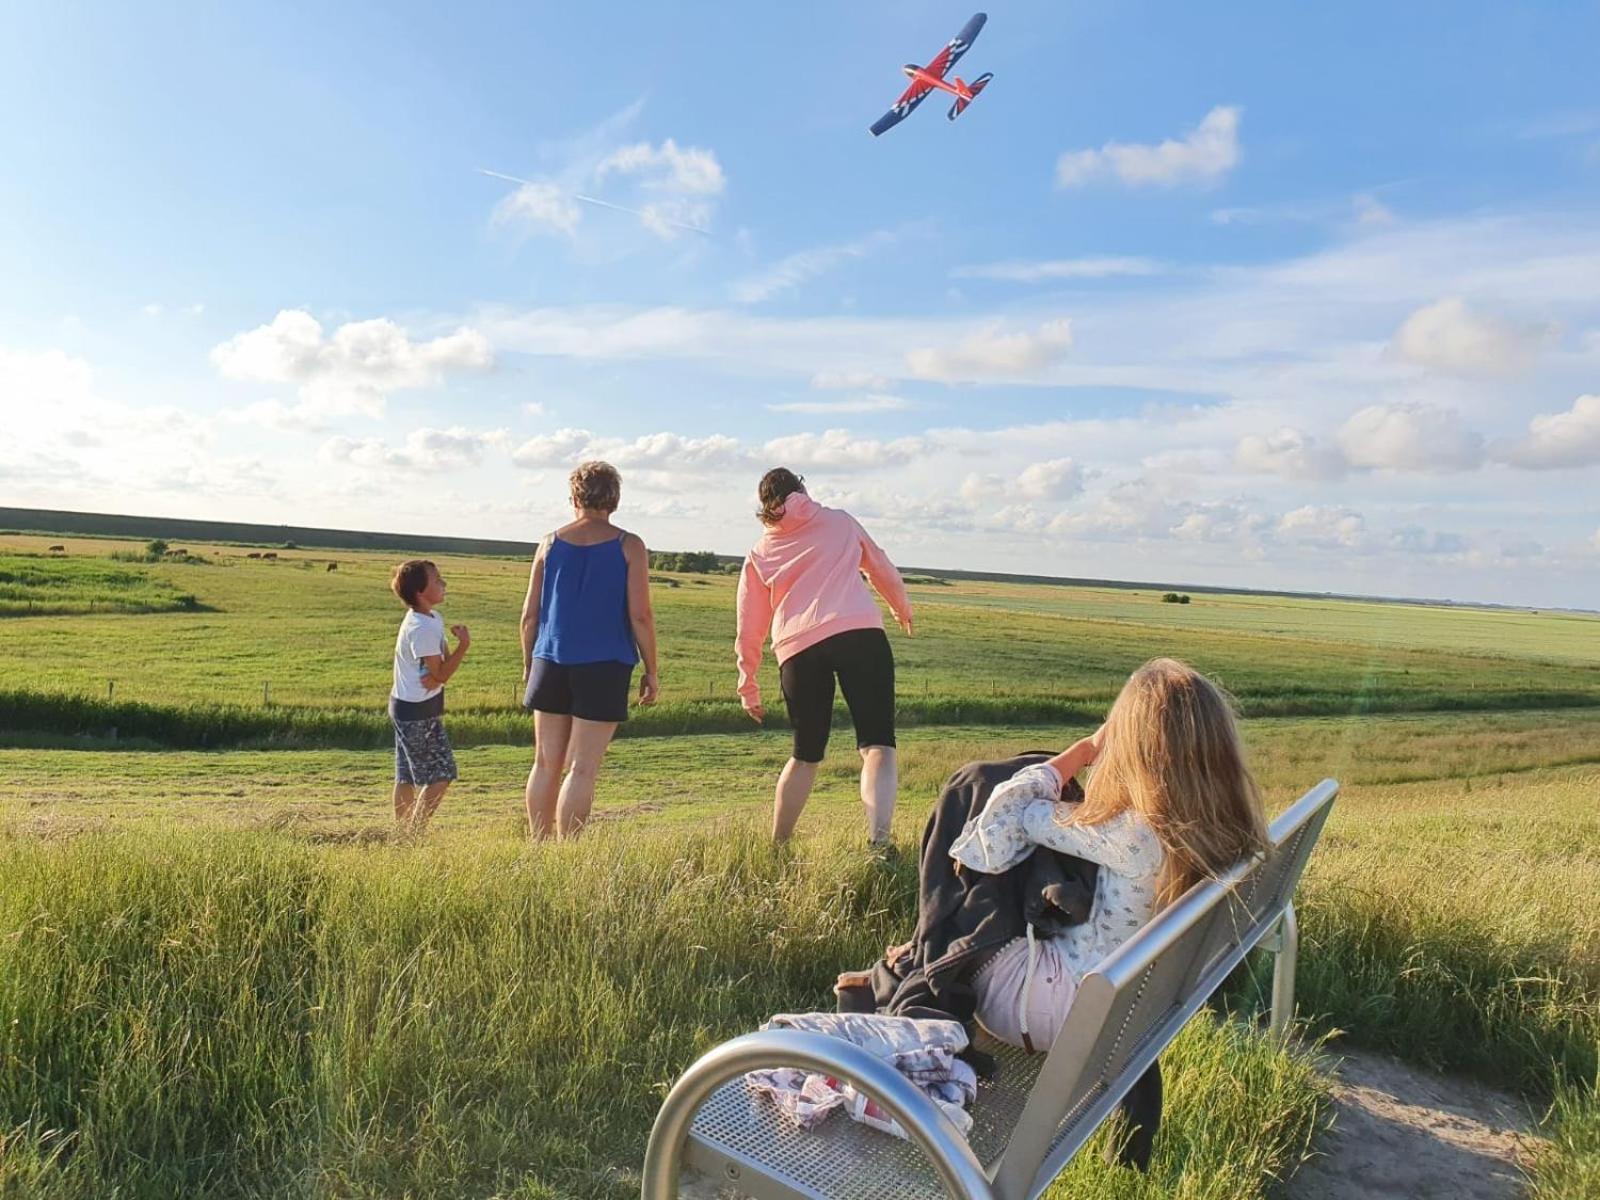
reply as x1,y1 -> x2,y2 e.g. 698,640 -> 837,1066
779,627 -> 896,764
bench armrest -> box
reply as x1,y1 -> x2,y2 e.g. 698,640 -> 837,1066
641,1029 -> 997,1200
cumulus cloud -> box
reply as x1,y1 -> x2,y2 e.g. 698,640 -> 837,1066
960,457 -> 1084,507
321,427 -> 508,473
212,310 -> 492,419
1234,427 -> 1347,481
1056,106 -> 1241,189
511,427 -> 604,469
1337,403 -> 1485,472
1390,297 -> 1553,377
767,393 -> 912,415
1275,505 -> 1368,550
906,319 -> 1073,383
761,428 -> 927,472
950,257 -> 1162,282
1504,394 -> 1600,469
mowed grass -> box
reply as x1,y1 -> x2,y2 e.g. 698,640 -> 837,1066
7,534 -> 1600,734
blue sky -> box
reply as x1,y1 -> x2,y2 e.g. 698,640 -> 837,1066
3,1 -> 1599,606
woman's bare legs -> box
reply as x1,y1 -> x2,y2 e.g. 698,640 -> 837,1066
772,758 -> 820,841
526,711 -> 572,839
859,745 -> 897,844
555,717 -> 618,837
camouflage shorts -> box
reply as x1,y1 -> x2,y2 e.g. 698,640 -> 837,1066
392,716 -> 458,786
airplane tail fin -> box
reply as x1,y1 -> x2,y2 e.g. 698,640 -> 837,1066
948,72 -> 993,120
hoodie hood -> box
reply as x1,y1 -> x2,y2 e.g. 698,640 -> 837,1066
772,491 -> 819,533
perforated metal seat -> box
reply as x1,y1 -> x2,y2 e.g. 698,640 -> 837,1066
644,780 -> 1338,1200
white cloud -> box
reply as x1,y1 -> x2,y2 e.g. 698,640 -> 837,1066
1337,403 -> 1484,472
732,231 -> 898,304
597,138 -> 725,196
212,310 -> 493,418
493,182 -> 582,237
1275,505 -> 1368,550
1015,457 -> 1084,501
511,427 -> 600,469
1505,394 -> 1600,468
523,401 -> 547,417
1390,297 -> 1552,377
906,319 -> 1073,383
767,393 -> 912,415
811,370 -> 892,391
760,429 -> 927,472
1056,106 -> 1241,189
321,427 -> 509,473
950,257 -> 1162,283
1234,427 -> 1347,481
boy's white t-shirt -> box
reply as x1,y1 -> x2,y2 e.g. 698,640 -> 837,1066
392,609 -> 447,702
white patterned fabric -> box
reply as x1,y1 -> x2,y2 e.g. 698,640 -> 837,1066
744,1012 -> 978,1139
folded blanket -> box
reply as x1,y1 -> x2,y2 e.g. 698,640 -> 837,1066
744,1012 -> 978,1140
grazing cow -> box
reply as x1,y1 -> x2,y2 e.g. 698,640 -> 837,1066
247,552 -> 262,559
47,544 -> 65,553
327,561 -> 338,571
262,552 -> 278,560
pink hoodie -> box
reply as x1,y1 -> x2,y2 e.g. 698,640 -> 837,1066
735,492 -> 913,708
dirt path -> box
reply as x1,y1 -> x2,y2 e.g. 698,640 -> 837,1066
1292,1048 -> 1546,1200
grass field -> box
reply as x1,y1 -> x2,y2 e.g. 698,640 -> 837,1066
2,531 -> 1597,1197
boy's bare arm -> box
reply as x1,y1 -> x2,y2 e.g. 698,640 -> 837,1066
420,627 -> 471,690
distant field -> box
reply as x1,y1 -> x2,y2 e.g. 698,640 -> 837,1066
6,533 -> 1599,748
0,553 -> 201,617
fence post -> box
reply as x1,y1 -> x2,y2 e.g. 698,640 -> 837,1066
107,680 -> 114,701
263,681 -> 271,706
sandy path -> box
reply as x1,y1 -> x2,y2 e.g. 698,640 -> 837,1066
1291,1048 -> 1546,1200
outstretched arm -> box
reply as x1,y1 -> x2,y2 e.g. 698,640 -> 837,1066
856,519 -> 914,634
734,556 -> 773,718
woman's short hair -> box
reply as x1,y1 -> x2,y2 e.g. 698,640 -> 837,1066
390,559 -> 435,608
570,461 -> 622,513
757,467 -> 806,525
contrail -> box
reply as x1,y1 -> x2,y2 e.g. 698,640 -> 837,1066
478,168 -> 712,236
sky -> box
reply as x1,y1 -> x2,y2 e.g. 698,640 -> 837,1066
2,1 -> 1598,608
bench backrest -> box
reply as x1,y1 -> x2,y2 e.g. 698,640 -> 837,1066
991,779 -> 1337,1200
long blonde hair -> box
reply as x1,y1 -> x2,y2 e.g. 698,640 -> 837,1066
1066,658 -> 1269,907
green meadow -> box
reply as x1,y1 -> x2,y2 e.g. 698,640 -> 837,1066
2,531 -> 1597,1197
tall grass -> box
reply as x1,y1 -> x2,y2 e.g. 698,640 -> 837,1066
0,823 -> 1326,1200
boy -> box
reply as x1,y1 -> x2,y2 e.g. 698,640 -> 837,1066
389,559 -> 470,831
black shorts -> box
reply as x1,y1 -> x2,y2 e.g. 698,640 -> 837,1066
524,658 -> 635,723
779,627 -> 896,764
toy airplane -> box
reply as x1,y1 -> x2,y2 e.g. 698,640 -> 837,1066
870,13 -> 993,136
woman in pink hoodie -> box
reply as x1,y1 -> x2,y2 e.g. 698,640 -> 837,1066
735,468 -> 915,844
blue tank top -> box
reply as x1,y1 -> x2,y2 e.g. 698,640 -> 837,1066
532,534 -> 639,666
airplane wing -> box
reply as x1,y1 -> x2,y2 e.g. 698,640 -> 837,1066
923,12 -> 987,79
870,81 -> 935,137
869,12 -> 987,136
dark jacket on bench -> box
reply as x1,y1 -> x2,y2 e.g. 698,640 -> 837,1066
865,752 -> 1098,1026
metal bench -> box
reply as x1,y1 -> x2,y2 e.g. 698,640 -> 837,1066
641,778 -> 1338,1200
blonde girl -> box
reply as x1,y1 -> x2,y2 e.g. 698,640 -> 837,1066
950,658 -> 1269,1051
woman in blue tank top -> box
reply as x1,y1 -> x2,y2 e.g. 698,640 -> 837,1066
519,461 -> 659,838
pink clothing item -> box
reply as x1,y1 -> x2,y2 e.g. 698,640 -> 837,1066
735,493 -> 913,708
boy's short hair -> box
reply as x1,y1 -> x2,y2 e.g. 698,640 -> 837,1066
570,460 -> 622,513
391,560 -> 435,608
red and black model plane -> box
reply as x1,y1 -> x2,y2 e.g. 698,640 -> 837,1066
870,13 -> 993,137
